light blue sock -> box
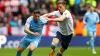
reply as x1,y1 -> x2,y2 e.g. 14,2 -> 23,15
16,52 -> 21,56
89,38 -> 94,50
27,51 -> 33,56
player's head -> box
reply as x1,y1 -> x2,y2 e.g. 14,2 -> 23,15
33,10 -> 40,21
57,0 -> 66,13
88,5 -> 94,12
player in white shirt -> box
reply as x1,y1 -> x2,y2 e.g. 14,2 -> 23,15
43,0 -> 73,56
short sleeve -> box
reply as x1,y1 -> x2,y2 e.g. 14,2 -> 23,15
40,16 -> 48,24
62,12 -> 69,18
62,10 -> 71,18
83,12 -> 89,24
51,11 -> 58,16
96,13 -> 99,23
83,15 -> 87,24
25,16 -> 33,28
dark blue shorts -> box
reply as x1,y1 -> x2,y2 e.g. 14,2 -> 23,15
55,31 -> 73,49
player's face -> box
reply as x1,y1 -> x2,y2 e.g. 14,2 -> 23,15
90,6 -> 94,12
34,14 -> 40,21
58,4 -> 65,13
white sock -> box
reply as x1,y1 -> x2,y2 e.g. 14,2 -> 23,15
92,49 -> 95,52
52,42 -> 57,46
51,43 -> 57,51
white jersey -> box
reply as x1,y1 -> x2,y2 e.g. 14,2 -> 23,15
52,10 -> 74,35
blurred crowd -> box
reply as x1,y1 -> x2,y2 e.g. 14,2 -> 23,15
0,0 -> 100,27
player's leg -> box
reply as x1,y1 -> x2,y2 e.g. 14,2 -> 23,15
56,46 -> 64,56
27,44 -> 36,56
27,39 -> 40,56
56,34 -> 73,56
49,31 -> 61,56
86,41 -> 90,49
49,38 -> 60,56
86,30 -> 91,49
16,46 -> 25,56
89,31 -> 96,54
51,38 -> 60,51
16,39 -> 30,56
92,31 -> 96,54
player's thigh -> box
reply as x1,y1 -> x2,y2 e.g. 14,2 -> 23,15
19,39 -> 30,49
17,46 -> 25,53
29,44 -> 36,51
88,31 -> 95,38
52,37 -> 60,45
61,34 -> 73,49
52,31 -> 62,45
93,31 -> 96,38
30,39 -> 40,50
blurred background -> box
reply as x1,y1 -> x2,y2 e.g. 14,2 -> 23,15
0,0 -> 100,53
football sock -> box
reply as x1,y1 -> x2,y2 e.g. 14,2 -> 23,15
27,51 -> 33,56
16,52 -> 21,56
51,43 -> 57,51
89,38 -> 95,50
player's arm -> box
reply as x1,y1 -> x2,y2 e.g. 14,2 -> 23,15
42,12 -> 54,17
96,13 -> 99,23
24,17 -> 34,35
47,15 -> 66,22
24,16 -> 39,36
24,27 -> 34,35
83,14 -> 87,25
39,12 -> 56,24
46,12 -> 69,22
24,27 -> 40,36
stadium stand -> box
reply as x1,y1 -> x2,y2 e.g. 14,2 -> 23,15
0,0 -> 100,36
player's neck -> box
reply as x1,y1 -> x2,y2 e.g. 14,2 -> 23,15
34,19 -> 38,23
60,9 -> 66,14
90,10 -> 94,13
62,9 -> 66,13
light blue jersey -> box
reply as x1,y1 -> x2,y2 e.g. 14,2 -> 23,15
83,12 -> 99,36
20,16 -> 47,49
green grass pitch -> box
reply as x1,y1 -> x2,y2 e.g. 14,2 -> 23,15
0,47 -> 100,56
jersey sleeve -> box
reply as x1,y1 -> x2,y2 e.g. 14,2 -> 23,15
25,16 -> 32,28
40,16 -> 48,24
62,11 -> 69,18
51,11 -> 58,16
96,13 -> 99,23
61,10 -> 72,19
83,13 -> 88,24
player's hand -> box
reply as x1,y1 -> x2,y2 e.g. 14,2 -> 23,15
33,32 -> 40,36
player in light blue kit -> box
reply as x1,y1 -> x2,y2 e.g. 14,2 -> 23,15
16,10 -> 48,56
83,5 -> 99,54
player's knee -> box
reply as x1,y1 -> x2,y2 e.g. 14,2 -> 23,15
29,44 -> 36,51
17,46 -> 24,53
53,38 -> 59,44
90,36 -> 94,38
29,47 -> 35,52
17,49 -> 23,53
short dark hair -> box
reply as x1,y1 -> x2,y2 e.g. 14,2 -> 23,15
57,0 -> 66,5
88,5 -> 94,9
33,10 -> 40,14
